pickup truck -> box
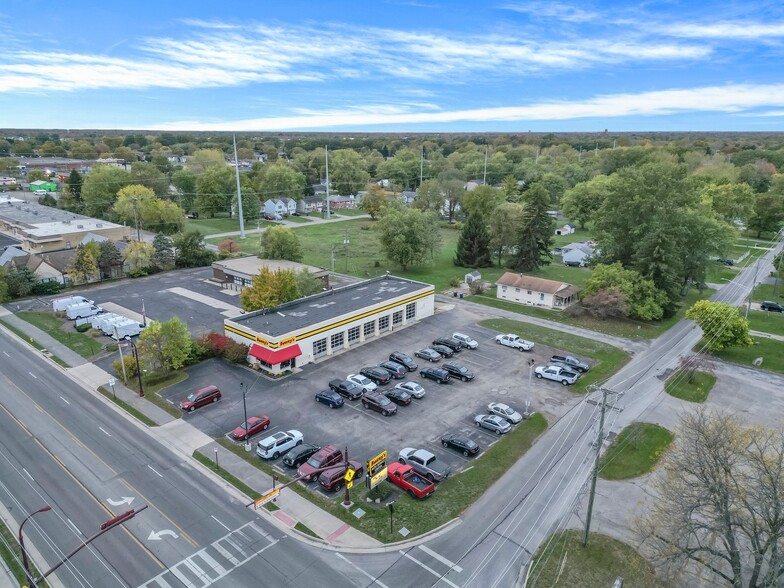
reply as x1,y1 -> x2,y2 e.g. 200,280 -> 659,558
387,462 -> 436,499
535,365 -> 580,386
495,334 -> 535,351
549,355 -> 590,373
398,448 -> 451,482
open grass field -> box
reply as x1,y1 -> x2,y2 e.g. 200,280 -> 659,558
664,370 -> 716,403
748,310 -> 784,337
713,337 -> 784,375
17,311 -> 103,358
599,422 -> 674,480
752,283 -> 784,303
184,215 -> 278,235
704,262 -> 740,284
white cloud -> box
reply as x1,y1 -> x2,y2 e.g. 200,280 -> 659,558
662,22 -> 784,39
153,83 -> 784,130
500,2 -> 597,23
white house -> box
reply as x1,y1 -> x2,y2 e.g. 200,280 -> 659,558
561,242 -> 595,267
263,199 -> 287,216
555,223 -> 576,236
280,198 -> 298,215
495,272 -> 580,310
297,195 -> 325,214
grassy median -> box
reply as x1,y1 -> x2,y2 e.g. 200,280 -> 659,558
599,422 -> 673,480
664,371 -> 716,403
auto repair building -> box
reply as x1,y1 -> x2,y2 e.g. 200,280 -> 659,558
224,275 -> 435,374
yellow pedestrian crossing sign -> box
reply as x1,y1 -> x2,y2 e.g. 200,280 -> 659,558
344,468 -> 356,482
347,481 -> 354,489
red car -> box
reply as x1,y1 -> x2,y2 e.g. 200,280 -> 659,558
297,444 -> 342,482
231,416 -> 270,440
318,460 -> 364,492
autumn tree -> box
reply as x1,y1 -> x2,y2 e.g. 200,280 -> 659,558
218,239 -> 240,258
138,316 -> 192,372
359,184 -> 387,220
685,300 -> 753,352
124,241 -> 154,272
69,244 -> 99,284
582,262 -> 667,321
240,267 -> 300,311
378,207 -> 441,270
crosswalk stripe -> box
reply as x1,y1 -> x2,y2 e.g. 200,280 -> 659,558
197,551 -> 227,577
170,564 -> 201,588
213,542 -> 241,566
418,545 -> 464,573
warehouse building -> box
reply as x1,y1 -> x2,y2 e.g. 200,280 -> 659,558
224,275 -> 435,374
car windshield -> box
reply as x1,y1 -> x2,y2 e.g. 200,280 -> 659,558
459,367 -> 468,373
186,393 -> 197,402
503,407 -> 514,415
379,397 -> 391,405
355,376 -> 370,384
306,456 -> 321,468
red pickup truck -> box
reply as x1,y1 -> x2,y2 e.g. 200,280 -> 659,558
387,462 -> 435,499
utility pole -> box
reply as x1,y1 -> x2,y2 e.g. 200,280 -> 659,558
343,229 -> 350,273
578,145 -> 582,161
612,139 -> 616,150
535,148 -> 539,165
746,257 -> 763,319
525,358 -> 535,417
131,197 -> 141,241
483,146 -> 488,184
240,382 -> 250,450
233,134 -> 246,239
114,326 -> 127,384
419,144 -> 424,187
325,145 -> 331,219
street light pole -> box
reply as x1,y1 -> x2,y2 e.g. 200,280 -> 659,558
19,504 -> 51,584
125,337 -> 144,398
746,258 -> 762,319
241,382 -> 250,450
526,358 -> 535,417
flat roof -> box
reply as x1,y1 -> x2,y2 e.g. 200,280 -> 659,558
0,197 -> 123,236
213,256 -> 327,278
231,275 -> 432,337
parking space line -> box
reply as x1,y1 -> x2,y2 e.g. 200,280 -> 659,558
399,550 -> 461,588
342,400 -> 389,424
418,545 -> 463,573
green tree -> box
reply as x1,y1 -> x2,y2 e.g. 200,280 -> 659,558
27,170 -> 46,182
69,245 -> 99,284
439,169 -> 465,223
66,169 -> 83,203
129,162 -> 169,197
454,212 -> 492,268
501,175 -> 521,200
97,240 -> 123,279
561,175 -> 612,229
747,193 -> 784,237
460,185 -> 505,219
187,149 -> 227,174
113,185 -> 184,235
254,161 -> 306,201
233,177 -> 260,221
173,231 -> 215,268
685,300 -> 753,351
582,262 -> 667,321
359,184 -> 387,220
82,165 -> 130,217
700,182 -> 755,224
378,207 -> 441,270
532,172 -> 569,205
295,269 -> 324,297
152,233 -> 175,270
413,179 -> 443,214
488,202 -> 525,266
5,266 -> 36,298
124,241 -> 154,272
172,168 -> 197,212
376,148 -> 420,191
195,166 -> 233,218
0,267 -> 9,302
240,267 -> 300,311
112,146 -> 138,162
260,225 -> 303,262
329,149 -> 370,196
511,185 -> 554,271
138,316 -> 192,372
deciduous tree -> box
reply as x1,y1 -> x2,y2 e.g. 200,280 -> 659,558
378,207 -> 441,270
359,184 -> 387,220
561,174 -> 612,229
69,245 -> 99,284
196,166 -> 233,218
329,149 -> 370,196
488,202 -> 524,266
82,165 -> 130,217
260,225 -> 303,262
138,317 -> 192,372
582,262 -> 667,321
240,267 -> 300,311
460,185 -> 504,219
413,179 -> 443,214
254,161 -> 306,201
685,300 -> 753,351
124,241 -> 154,272
173,232 -> 215,268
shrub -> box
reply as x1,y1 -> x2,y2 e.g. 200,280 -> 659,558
469,280 -> 485,295
197,333 -> 248,363
113,355 -> 137,378
449,277 -> 462,288
75,322 -> 91,332
224,340 -> 250,363
32,281 -> 63,295
127,268 -> 149,278
185,340 -> 212,365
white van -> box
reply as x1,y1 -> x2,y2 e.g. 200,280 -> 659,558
66,303 -> 102,320
53,295 -> 93,312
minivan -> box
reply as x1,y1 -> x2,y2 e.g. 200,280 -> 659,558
179,385 -> 221,412
297,444 -> 342,481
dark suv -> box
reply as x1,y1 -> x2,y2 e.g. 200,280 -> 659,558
179,385 -> 221,412
283,443 -> 320,468
442,362 -> 475,382
761,300 -> 784,313
432,337 -> 463,353
359,366 -> 392,386
318,460 -> 364,492
297,444 -> 342,481
362,392 -> 398,416
378,361 -> 407,379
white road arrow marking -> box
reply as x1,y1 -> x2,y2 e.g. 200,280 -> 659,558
107,496 -> 134,506
148,529 -> 179,541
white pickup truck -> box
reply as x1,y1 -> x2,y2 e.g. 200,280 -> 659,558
535,365 -> 580,386
495,334 -> 535,351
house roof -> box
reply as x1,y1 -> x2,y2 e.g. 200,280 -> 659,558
496,272 -> 581,297
561,242 -> 595,254
302,195 -> 324,204
41,249 -> 78,273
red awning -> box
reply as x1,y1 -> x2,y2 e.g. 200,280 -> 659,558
249,343 -> 302,364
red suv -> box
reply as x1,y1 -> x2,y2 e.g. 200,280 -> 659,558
179,385 -> 221,412
297,444 -> 342,481
318,460 -> 364,492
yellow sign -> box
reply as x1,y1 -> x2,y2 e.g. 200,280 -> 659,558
279,336 -> 296,346
367,450 -> 387,472
347,481 -> 354,489
253,488 -> 280,509
344,468 -> 356,482
255,336 -> 269,346
368,466 -> 388,490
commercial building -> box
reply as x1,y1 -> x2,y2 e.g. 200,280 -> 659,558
224,275 -> 435,374
211,257 -> 329,291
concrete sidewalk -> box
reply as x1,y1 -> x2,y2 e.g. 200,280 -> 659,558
0,307 -> 87,366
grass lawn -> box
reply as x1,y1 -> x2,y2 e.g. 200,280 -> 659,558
0,514 -> 48,587
731,244 -> 768,265
193,451 -> 262,500
664,370 -> 716,403
215,414 -> 547,542
752,283 -> 784,304
97,386 -> 158,426
123,370 -> 187,418
712,337 -> 784,375
748,310 -> 784,336
704,262 -> 739,284
283,215 -> 313,224
553,226 -> 593,247
185,216 -> 278,236
599,422 -> 674,480
473,287 -> 711,341
17,311 -> 103,358
479,319 -> 629,393
330,208 -> 367,217
294,522 -> 320,538
530,530 -> 663,588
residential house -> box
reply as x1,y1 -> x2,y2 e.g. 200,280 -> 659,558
1,249 -> 76,285
263,199 -> 287,217
280,198 -> 298,215
297,195 -> 325,214
0,177 -> 17,187
0,245 -> 27,266
555,223 -> 576,236
465,179 -> 485,191
399,191 -> 417,206
327,195 -> 356,209
561,242 -> 595,267
495,272 -> 580,310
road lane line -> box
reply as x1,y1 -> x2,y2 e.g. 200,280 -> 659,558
399,550 -> 461,588
3,351 -> 10,357
120,478 -> 198,548
336,553 -> 391,588
99,426 -> 112,437
59,396 -> 71,405
419,545 -> 464,573
22,468 -> 33,481
28,372 -> 37,379
0,405 -> 31,437
67,518 -> 80,533
210,515 -> 231,532
148,465 -> 163,478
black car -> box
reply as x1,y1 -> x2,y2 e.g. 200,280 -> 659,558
359,366 -> 392,385
315,389 -> 344,408
378,361 -> 407,379
282,443 -> 321,468
716,258 -> 734,266
432,337 -> 463,353
761,300 -> 784,313
441,362 -> 475,382
414,348 -> 442,362
383,387 -> 412,406
431,344 -> 455,358
420,367 -> 451,384
328,379 -> 364,400
441,433 -> 480,456
362,392 -> 398,416
389,351 -> 418,371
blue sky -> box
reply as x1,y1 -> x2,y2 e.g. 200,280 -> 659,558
1,0 -> 783,131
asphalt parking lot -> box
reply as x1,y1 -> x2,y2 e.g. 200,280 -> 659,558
158,303 -> 588,498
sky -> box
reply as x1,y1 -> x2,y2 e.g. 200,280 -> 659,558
1,0 -> 783,132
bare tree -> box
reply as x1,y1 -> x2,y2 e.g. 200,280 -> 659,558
676,352 -> 715,384
639,409 -> 784,587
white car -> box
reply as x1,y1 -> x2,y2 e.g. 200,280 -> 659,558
535,365 -> 579,386
347,373 -> 377,393
487,402 -> 522,424
395,381 -> 426,399
256,430 -> 303,459
452,332 -> 478,349
495,334 -> 535,351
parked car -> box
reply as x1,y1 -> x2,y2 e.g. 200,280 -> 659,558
256,430 -> 303,459
474,414 -> 512,435
441,362 -> 475,382
291,211 -> 301,217
231,415 -> 270,440
452,332 -> 479,349
441,433 -> 480,456
761,300 -> 784,313
328,379 -> 364,400
535,365 -> 580,385
487,402 -> 523,424
389,351 -> 418,371
550,355 -> 590,373
420,367 -> 450,384
495,334 -> 535,351
716,258 -> 734,266
430,344 -> 455,358
432,337 -> 463,352
395,381 -> 426,399
359,366 -> 392,386
315,389 -> 344,408
362,392 -> 398,416
398,448 -> 451,482
318,460 -> 364,492
347,373 -> 378,393
179,385 -> 221,412
283,443 -> 320,468
297,444 -> 342,481
262,213 -> 276,220
383,387 -> 412,406
414,348 -> 442,362
386,462 -> 435,499
378,361 -> 407,379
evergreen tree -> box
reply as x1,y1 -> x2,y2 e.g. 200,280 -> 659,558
98,240 -> 123,279
173,231 -> 215,268
454,212 -> 492,268
511,185 -> 554,271
152,233 -> 175,270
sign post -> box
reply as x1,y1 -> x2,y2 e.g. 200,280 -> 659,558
366,450 -> 388,490
388,502 -> 394,534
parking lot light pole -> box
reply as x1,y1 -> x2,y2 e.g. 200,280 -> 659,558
241,382 -> 250,451
124,336 -> 144,398
526,359 -> 535,416
19,504 -> 51,584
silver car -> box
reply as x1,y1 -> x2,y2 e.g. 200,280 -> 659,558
474,414 -> 512,434
395,381 -> 426,399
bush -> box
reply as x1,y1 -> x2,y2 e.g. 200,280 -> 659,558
197,333 -> 248,363
449,277 -> 462,288
75,323 -> 91,332
469,280 -> 485,295
113,355 -> 137,378
105,344 -> 118,352
224,340 -> 250,363
127,268 -> 149,278
32,281 -> 63,295
185,340 -> 212,365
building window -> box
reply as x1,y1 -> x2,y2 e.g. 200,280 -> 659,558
348,326 -> 360,343
331,331 -> 344,350
405,303 -> 416,320
313,337 -> 327,358
539,293 -> 545,301
364,320 -> 376,338
515,288 -> 520,293
502,286 -> 507,292
65,241 -> 72,249
379,315 -> 390,331
527,290 -> 532,295
392,310 -> 403,326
